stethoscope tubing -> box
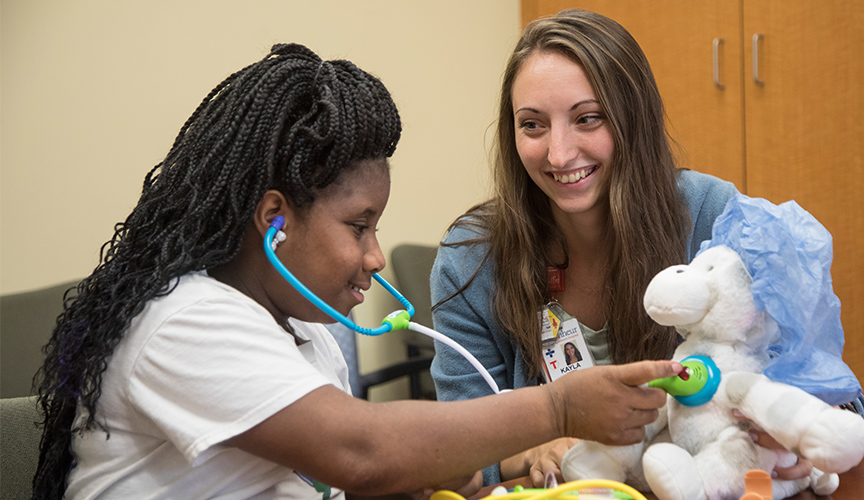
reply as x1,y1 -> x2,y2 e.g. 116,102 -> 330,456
265,217 -> 408,335
409,322 -> 503,395
265,216 -> 502,394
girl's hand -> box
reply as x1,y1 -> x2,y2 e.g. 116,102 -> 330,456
732,409 -> 814,480
548,360 -> 682,445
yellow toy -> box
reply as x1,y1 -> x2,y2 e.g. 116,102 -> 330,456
431,479 -> 647,500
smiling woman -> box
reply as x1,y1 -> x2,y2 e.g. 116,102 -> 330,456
429,8 -> 739,488
512,51 -> 614,227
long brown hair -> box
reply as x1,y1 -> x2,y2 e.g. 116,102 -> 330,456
445,10 -> 688,378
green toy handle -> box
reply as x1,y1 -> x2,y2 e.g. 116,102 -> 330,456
648,355 -> 721,406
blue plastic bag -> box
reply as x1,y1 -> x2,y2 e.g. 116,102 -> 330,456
698,194 -> 861,405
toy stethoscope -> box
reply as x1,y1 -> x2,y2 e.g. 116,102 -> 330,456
266,216 -> 723,406
265,216 -> 505,395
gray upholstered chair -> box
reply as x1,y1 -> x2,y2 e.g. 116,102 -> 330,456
0,396 -> 41,500
389,243 -> 439,398
390,243 -> 438,328
0,279 -> 79,398
0,281 -> 76,499
326,319 -> 433,400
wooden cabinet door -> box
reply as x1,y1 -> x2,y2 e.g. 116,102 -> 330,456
523,0 -> 864,382
743,1 -> 864,380
521,0 -> 746,190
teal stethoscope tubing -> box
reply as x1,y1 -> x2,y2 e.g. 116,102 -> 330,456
265,217 -> 412,336
264,216 -> 503,394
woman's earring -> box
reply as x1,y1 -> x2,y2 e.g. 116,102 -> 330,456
271,230 -> 287,252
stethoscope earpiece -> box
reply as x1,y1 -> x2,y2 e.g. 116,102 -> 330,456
270,215 -> 286,231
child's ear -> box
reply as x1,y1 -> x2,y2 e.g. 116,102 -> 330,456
253,189 -> 293,238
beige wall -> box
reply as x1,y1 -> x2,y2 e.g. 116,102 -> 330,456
0,0 -> 521,399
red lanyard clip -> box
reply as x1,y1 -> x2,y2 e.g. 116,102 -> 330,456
547,267 -> 566,302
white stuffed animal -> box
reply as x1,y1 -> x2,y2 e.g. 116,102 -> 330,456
560,245 -> 864,500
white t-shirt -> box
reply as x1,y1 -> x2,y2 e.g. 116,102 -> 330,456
66,272 -> 352,500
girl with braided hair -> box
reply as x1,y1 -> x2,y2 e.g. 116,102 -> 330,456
32,43 -> 681,500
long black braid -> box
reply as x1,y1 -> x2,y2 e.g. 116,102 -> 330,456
31,43 -> 401,499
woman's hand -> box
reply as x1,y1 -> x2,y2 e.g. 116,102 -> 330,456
499,437 -> 579,486
525,438 -> 580,487
732,409 -> 814,480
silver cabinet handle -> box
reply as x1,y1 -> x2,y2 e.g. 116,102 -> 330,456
753,33 -> 765,86
713,38 -> 725,90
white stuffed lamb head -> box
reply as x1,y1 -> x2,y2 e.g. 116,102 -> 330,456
644,245 -> 764,346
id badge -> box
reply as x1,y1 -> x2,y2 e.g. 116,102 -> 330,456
539,303 -> 595,383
